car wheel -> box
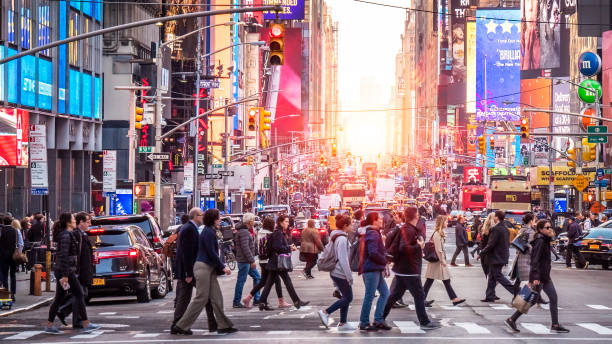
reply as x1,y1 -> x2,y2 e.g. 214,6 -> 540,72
152,270 -> 168,299
137,270 -> 152,303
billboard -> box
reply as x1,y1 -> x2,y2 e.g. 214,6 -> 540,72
450,0 -> 469,83
69,69 -> 81,115
39,59 -> 53,110
82,73 -> 93,117
520,78 -> 551,128
263,0 -> 304,20
0,108 -> 28,167
475,9 -> 521,122
263,27 -> 303,136
463,166 -> 483,184
552,78 -> 571,156
466,21 -> 476,113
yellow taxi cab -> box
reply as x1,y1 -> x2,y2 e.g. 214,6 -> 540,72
328,207 -> 353,230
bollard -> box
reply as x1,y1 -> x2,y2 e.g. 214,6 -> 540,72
45,251 -> 52,292
33,264 -> 42,296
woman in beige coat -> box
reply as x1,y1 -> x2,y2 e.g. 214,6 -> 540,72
300,219 -> 324,279
423,215 -> 466,306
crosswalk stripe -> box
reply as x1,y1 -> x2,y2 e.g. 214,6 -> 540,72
489,304 -> 511,310
586,304 -> 611,310
441,305 -> 462,310
267,330 -> 292,334
71,330 -> 105,339
577,323 -> 612,335
393,321 -> 425,334
99,312 -> 117,315
156,310 -> 173,314
454,322 -> 491,334
4,331 -> 43,340
329,322 -> 359,333
134,333 -> 161,338
521,323 -> 550,334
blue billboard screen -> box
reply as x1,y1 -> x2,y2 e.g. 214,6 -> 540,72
69,69 -> 81,115
475,9 -> 521,122
39,58 -> 52,110
82,73 -> 92,117
94,76 -> 102,119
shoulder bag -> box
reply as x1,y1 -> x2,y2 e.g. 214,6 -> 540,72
423,232 -> 439,263
511,233 -> 529,254
277,253 -> 293,272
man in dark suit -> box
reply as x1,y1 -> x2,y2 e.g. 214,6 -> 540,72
479,210 -> 514,302
172,207 -> 216,334
57,212 -> 94,328
451,216 -> 471,266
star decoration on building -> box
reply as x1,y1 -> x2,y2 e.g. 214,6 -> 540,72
500,20 -> 513,34
485,19 -> 498,34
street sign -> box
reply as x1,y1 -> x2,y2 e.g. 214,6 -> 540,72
572,174 -> 590,192
597,168 -> 604,181
595,179 -> 609,187
578,52 -> 602,77
591,201 -> 605,214
198,79 -> 220,89
605,169 -> 612,175
218,170 -> 235,177
588,136 -> 608,143
204,173 -> 222,180
554,199 -> 567,213
30,125 -> 49,195
103,150 -> 117,194
138,146 -> 154,153
578,79 -> 602,103
587,125 -> 608,134
146,153 -> 170,161
263,177 -> 270,189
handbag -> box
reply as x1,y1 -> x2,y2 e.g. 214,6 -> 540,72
511,233 -> 529,253
277,253 -> 293,272
423,234 -> 439,263
512,285 -> 539,314
12,248 -> 28,265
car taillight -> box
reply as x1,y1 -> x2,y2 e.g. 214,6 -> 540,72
448,216 -> 452,220
602,243 -> 611,248
291,230 -> 300,235
153,236 -> 160,243
313,214 -> 319,219
319,229 -> 327,234
89,228 -> 104,234
95,249 -> 138,261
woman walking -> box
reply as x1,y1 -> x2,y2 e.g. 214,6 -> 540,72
45,213 -> 99,334
511,213 -> 536,296
242,217 -> 291,308
258,215 -> 309,311
317,215 -> 354,331
504,219 -> 570,334
477,213 -> 495,277
300,219 -> 324,279
423,215 -> 466,306
358,212 -> 390,332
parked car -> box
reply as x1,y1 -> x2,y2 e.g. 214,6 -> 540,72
291,219 -> 327,247
580,227 -> 612,269
87,225 -> 169,303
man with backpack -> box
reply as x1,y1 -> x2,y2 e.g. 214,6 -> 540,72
382,207 -> 440,331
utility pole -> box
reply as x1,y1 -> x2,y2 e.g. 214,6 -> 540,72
548,106 -> 555,212
193,25 -> 202,209
223,98 -> 230,212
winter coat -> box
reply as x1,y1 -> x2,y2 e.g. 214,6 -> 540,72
330,230 -> 353,283
389,223 -> 423,276
53,229 -> 79,278
74,227 -> 94,286
455,222 -> 468,247
425,231 -> 451,280
360,226 -> 387,274
480,222 -> 510,266
300,226 -> 324,254
235,223 -> 256,264
515,225 -> 536,281
529,233 -> 552,283
266,227 -> 292,271
567,221 -> 583,244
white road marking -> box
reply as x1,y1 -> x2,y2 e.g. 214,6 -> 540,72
329,322 -> 359,333
490,304 -> 511,310
71,330 -> 105,339
106,315 -> 140,319
455,322 -> 491,334
4,331 -> 43,340
441,305 -> 463,310
249,325 -> 261,328
98,323 -> 130,328
267,330 -> 292,334
587,305 -> 611,310
0,324 -> 35,328
156,310 -> 173,314
577,323 -> 612,335
134,333 -> 161,338
539,304 -> 563,310
393,321 -> 425,334
521,323 -> 551,334
99,312 -> 117,315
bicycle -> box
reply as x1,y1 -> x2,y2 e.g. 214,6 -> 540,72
221,239 -> 237,271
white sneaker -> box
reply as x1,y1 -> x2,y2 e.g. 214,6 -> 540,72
317,310 -> 330,328
337,323 -> 356,332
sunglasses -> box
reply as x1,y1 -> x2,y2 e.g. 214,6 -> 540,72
543,226 -> 552,229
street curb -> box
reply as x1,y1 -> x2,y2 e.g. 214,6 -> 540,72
0,297 -> 54,318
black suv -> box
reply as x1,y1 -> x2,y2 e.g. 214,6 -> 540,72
87,225 -> 169,303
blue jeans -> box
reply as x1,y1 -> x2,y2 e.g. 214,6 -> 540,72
233,262 -> 261,305
326,276 -> 353,323
359,271 -> 389,326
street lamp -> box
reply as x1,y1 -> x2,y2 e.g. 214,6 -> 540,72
272,114 -> 300,146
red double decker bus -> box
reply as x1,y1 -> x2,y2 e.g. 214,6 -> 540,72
461,185 -> 487,211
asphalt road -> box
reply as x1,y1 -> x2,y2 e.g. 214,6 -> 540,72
3,221 -> 612,343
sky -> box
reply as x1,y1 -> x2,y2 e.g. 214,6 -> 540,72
327,0 -> 407,156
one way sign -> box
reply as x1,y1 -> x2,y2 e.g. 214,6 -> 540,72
147,153 -> 170,161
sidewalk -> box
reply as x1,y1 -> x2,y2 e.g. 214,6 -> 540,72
0,270 -> 55,318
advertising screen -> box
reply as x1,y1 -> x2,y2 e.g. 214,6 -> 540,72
475,9 -> 521,122
520,78 -> 551,128
94,76 -> 102,119
0,107 -> 28,167
39,58 -> 53,110
552,78 -> 571,156
82,73 -> 93,117
263,0 -> 304,20
111,189 -> 133,215
7,48 -> 18,104
521,0 -> 560,71
466,21 -> 476,113
69,69 -> 81,115
20,55 -> 37,107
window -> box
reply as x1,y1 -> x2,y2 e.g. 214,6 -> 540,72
20,2 -> 33,49
83,18 -> 91,70
7,0 -> 16,44
68,10 -> 79,65
38,0 -> 51,56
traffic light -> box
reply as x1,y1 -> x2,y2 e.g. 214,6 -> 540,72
269,23 -> 284,65
259,108 -> 271,148
582,138 -> 597,162
331,143 -> 337,157
567,147 -> 576,167
247,107 -> 258,132
247,156 -> 254,165
477,136 -> 486,154
489,135 -> 495,149
520,118 -> 529,139
135,106 -> 144,129
441,157 -> 447,167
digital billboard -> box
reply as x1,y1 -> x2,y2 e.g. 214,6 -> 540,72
466,21 -> 476,113
0,108 -> 28,167
263,0 -> 304,20
520,78 -> 551,128
20,55 -> 36,107
552,78 -> 571,156
6,48 -> 18,104
39,58 -> 53,110
82,73 -> 93,117
475,9 -> 521,122
69,69 -> 81,115
94,77 -> 102,119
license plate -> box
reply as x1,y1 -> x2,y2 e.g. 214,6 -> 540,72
589,244 -> 600,250
92,278 -> 105,286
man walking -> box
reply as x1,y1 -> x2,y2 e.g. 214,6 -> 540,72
566,215 -> 588,269
479,210 -> 514,302
171,208 -> 217,334
233,213 -> 261,308
57,212 -> 94,328
451,216 -> 471,266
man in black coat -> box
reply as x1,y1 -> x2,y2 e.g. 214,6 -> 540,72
171,208 -> 216,334
566,215 -> 588,268
57,212 -> 95,328
479,210 -> 514,302
450,216 -> 471,266
27,214 -> 45,243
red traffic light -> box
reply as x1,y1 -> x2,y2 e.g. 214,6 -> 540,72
270,23 -> 284,38
521,118 -> 528,125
